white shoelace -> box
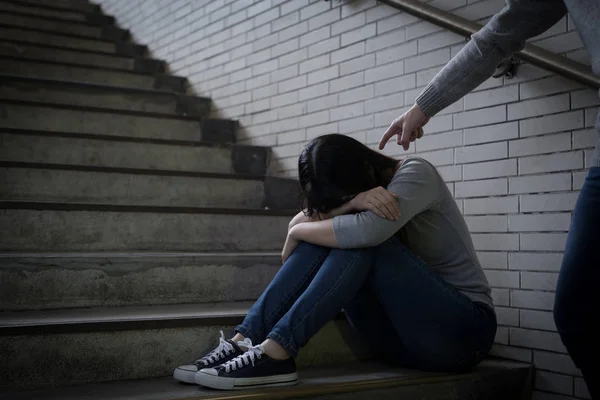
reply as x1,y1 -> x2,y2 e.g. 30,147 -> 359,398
221,340 -> 264,373
195,330 -> 235,366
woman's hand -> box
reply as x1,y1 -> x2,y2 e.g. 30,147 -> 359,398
350,187 -> 400,220
379,104 -> 430,151
281,233 -> 300,263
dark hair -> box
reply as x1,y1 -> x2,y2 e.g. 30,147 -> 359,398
298,134 -> 398,217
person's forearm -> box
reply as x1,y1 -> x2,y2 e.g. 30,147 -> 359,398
288,211 -> 310,231
289,201 -> 354,231
316,201 -> 354,220
289,220 -> 339,248
415,36 -> 506,117
416,0 -> 566,118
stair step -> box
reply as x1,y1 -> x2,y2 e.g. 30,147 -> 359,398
0,162 -> 300,209
0,0 -> 112,25
0,129 -> 269,176
0,252 -> 281,310
0,76 -> 210,116
0,25 -> 144,55
0,303 -> 361,388
0,40 -> 165,72
0,11 -> 127,40
0,101 -> 234,142
0,360 -> 533,400
0,301 -> 254,332
0,57 -> 184,91
14,0 -> 101,14
0,202 -> 294,252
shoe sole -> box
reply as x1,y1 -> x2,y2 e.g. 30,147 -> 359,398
173,367 -> 197,384
195,371 -> 298,390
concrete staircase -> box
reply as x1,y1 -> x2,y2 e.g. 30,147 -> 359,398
0,0 -> 533,398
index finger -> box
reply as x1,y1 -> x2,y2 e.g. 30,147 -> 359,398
379,122 -> 401,150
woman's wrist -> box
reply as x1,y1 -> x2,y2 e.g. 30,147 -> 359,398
346,198 -> 358,213
325,201 -> 355,218
288,224 -> 301,240
288,212 -> 308,230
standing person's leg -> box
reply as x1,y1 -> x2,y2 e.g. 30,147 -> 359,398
554,166 -> 600,399
346,236 -> 497,372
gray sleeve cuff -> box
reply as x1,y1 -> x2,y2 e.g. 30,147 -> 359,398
415,82 -> 448,118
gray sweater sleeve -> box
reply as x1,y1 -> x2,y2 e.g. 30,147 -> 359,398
333,158 -> 442,249
416,0 -> 567,117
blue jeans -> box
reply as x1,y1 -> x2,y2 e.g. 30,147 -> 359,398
554,167 -> 600,398
236,236 -> 497,372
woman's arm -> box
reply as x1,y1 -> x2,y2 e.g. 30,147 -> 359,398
288,186 -> 401,231
288,159 -> 441,250
416,0 -> 567,118
287,202 -> 354,232
333,159 -> 441,249
282,219 -> 337,263
283,202 -> 353,261
283,186 -> 403,259
289,219 -> 338,248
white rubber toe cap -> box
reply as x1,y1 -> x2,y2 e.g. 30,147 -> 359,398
177,364 -> 199,372
173,365 -> 199,384
198,367 -> 219,376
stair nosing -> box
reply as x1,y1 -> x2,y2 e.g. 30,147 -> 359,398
0,22 -> 133,46
0,302 -> 347,335
0,301 -> 253,334
0,98 -> 221,122
0,54 -> 175,79
0,128 -> 265,150
0,200 -> 297,216
0,74 -> 210,101
0,0 -> 104,19
0,8 -> 117,29
0,160 -> 267,181
0,38 -> 159,62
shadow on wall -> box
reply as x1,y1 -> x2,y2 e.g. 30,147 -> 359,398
103,0 -> 376,175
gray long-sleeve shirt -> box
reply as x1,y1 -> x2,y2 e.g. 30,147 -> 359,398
333,158 -> 493,307
415,0 -> 600,166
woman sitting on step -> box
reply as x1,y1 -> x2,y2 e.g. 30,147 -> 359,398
174,133 -> 497,390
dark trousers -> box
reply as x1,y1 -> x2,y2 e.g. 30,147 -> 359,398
555,166 -> 600,399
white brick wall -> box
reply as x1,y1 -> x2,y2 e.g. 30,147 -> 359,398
95,0 -> 596,397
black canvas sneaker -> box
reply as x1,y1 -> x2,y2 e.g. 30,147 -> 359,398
194,343 -> 298,390
173,331 -> 247,384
